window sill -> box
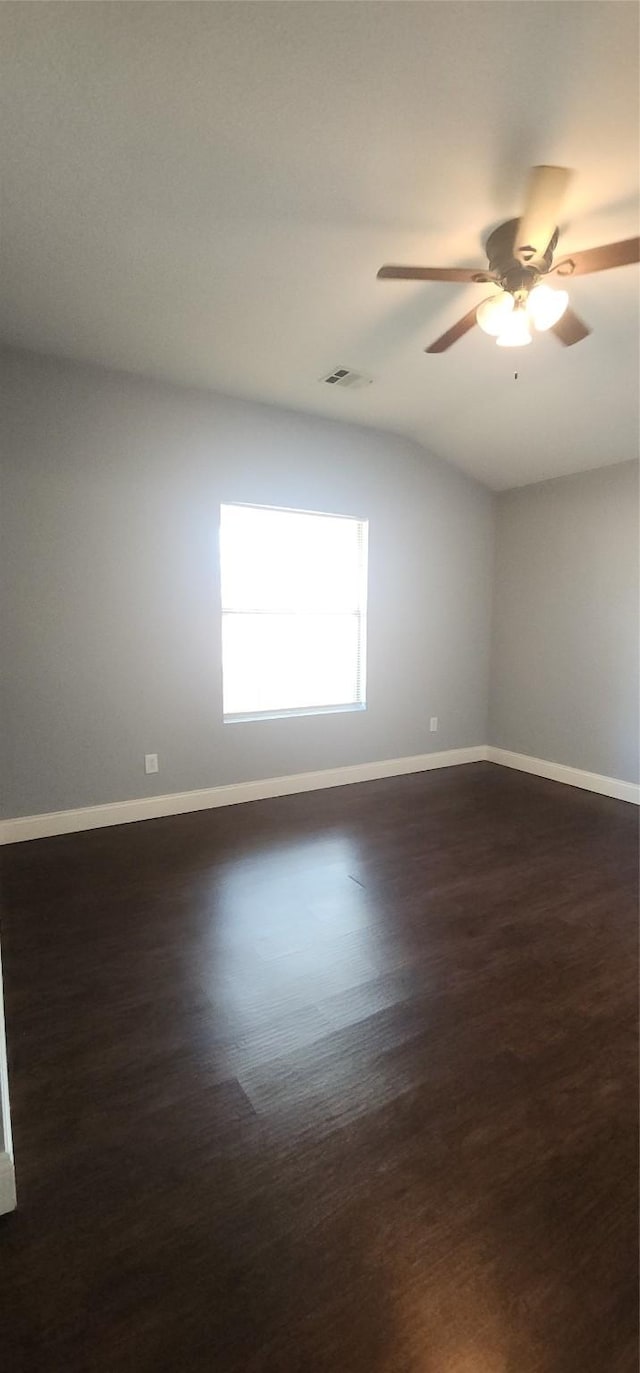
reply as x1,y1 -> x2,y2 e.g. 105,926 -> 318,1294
224,703 -> 367,725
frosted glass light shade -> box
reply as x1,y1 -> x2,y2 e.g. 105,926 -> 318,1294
527,283 -> 569,331
496,307 -> 532,348
476,291 -> 514,336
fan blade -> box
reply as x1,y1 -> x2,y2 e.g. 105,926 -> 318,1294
552,237 -> 640,277
550,307 -> 591,346
515,165 -> 572,264
425,306 -> 479,353
377,264 -> 490,284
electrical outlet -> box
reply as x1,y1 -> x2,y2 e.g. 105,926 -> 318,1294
429,717 -> 438,733
145,753 -> 159,774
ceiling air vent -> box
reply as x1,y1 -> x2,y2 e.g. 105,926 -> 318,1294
321,367 -> 372,389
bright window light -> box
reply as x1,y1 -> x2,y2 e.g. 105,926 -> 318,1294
220,503 -> 368,721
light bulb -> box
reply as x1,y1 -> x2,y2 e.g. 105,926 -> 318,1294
527,283 -> 569,332
496,306 -> 532,348
476,291 -> 514,336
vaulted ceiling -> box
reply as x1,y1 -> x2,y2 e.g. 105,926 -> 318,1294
1,2 -> 638,488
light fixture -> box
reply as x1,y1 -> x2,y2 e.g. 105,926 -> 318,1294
476,291 -> 514,336
496,304 -> 532,348
527,283 -> 569,332
477,280 -> 570,347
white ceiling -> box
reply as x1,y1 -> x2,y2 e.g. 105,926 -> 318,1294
1,2 -> 638,489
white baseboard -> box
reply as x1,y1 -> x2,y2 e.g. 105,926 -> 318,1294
487,746 -> 640,805
0,1152 -> 16,1216
2,743 -> 637,845
0,745 -> 488,845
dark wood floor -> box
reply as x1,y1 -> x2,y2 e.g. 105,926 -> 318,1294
0,762 -> 637,1371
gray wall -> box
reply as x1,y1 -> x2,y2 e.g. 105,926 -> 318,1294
490,460 -> 640,783
0,348 -> 494,818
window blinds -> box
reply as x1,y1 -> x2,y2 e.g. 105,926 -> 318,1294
220,503 -> 368,720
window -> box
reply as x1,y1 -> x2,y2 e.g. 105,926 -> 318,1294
220,503 -> 368,722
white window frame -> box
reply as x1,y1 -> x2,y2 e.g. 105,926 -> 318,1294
220,502 -> 368,724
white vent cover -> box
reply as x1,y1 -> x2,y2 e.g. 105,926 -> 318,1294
321,366 -> 373,389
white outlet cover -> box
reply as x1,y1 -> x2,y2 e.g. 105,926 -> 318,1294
429,717 -> 438,732
145,753 -> 159,774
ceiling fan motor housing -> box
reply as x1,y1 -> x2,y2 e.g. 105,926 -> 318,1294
485,218 -> 559,291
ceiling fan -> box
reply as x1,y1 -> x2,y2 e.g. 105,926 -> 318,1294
377,166 -> 640,352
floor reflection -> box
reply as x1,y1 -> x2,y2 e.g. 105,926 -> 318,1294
196,833 -> 394,1054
